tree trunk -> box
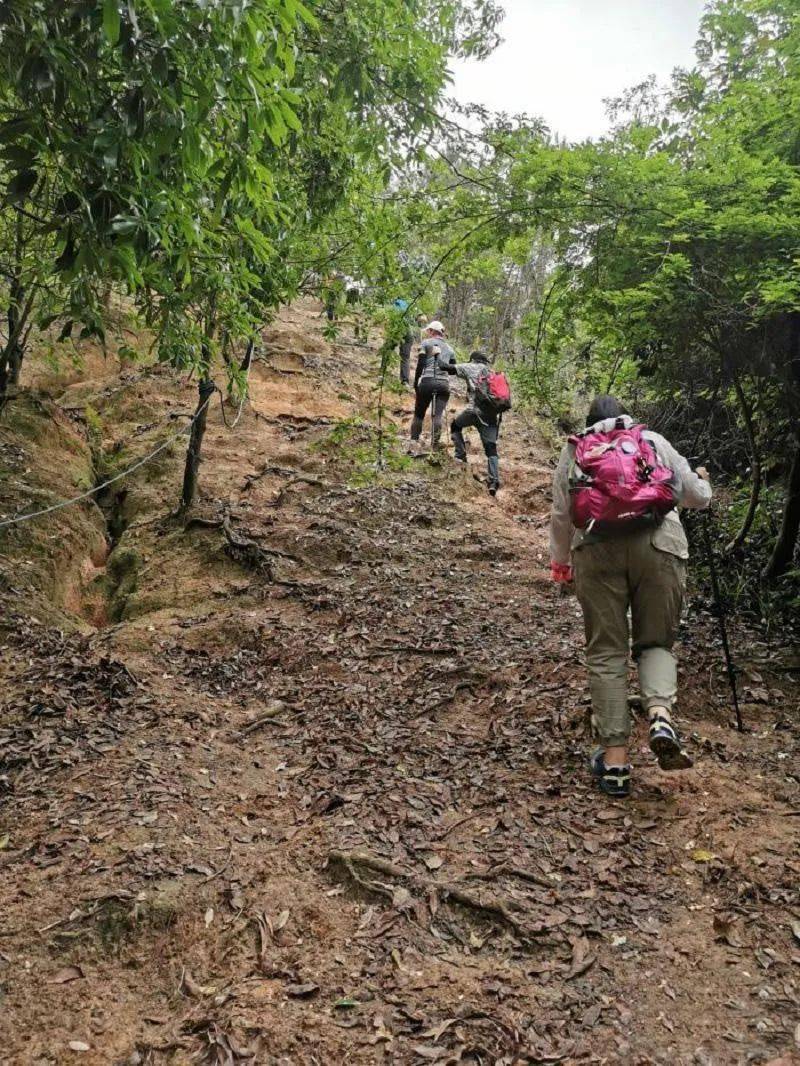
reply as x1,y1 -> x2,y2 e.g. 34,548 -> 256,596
180,376 -> 215,515
763,433 -> 800,581
240,337 -> 255,372
8,338 -> 23,387
0,351 -> 11,413
726,373 -> 762,553
1,211 -> 27,404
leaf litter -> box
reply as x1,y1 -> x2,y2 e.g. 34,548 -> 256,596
0,301 -> 798,1063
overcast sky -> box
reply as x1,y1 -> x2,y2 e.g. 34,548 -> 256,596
450,0 -> 707,142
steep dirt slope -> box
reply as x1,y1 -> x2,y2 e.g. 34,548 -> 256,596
1,301 -> 799,1066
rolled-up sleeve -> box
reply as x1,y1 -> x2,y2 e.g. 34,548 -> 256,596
649,433 -> 712,510
549,443 -> 574,565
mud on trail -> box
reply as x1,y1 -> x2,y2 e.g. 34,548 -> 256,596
1,301 -> 799,1066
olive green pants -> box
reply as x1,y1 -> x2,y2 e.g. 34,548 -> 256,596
573,528 -> 687,747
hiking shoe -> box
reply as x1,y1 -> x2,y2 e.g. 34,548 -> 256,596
590,749 -> 631,798
488,480 -> 500,496
649,716 -> 693,771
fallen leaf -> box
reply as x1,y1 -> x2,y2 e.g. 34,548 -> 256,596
180,969 -> 215,998
791,920 -> 800,945
691,849 -> 715,863
204,907 -> 214,927
286,982 -> 319,998
49,965 -> 84,985
226,885 -> 245,911
421,1018 -> 457,1042
273,909 -> 290,932
0,833 -> 9,850
565,937 -> 596,980
744,686 -> 769,703
411,1045 -> 449,1061
423,854 -> 443,871
392,886 -> 414,911
68,1042 -> 90,1053
581,1003 -> 602,1027
713,914 -> 744,948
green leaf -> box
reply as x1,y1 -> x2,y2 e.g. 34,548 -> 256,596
2,144 -> 37,169
0,117 -> 32,143
5,169 -> 38,202
103,0 -> 121,45
110,215 -> 138,235
691,849 -> 715,863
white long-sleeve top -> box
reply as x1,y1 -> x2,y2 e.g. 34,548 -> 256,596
549,415 -> 713,565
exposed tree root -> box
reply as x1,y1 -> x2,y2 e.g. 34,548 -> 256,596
327,849 -> 546,940
272,476 -> 327,508
221,514 -> 297,576
240,463 -> 298,493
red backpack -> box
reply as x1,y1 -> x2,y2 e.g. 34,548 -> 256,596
569,421 -> 676,532
475,369 -> 512,414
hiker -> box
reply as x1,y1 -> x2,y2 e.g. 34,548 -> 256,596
409,320 -> 455,448
549,395 -> 712,798
393,299 -> 413,386
322,273 -> 344,322
444,351 -> 511,496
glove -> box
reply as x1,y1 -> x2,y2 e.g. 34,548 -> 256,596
550,561 -> 574,584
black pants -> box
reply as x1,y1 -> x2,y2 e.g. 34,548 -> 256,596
451,407 -> 500,484
411,378 -> 450,444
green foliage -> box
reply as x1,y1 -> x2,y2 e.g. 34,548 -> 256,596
0,0 -> 502,394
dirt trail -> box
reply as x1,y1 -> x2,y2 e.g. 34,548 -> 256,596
1,302 -> 799,1066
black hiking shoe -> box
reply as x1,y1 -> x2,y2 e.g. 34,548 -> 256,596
488,479 -> 500,496
590,749 -> 631,798
649,715 -> 693,771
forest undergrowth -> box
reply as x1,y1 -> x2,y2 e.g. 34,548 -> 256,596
0,302 -> 798,1066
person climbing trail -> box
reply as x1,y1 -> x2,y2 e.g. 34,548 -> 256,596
549,395 -> 712,798
444,350 -> 511,496
409,320 -> 455,449
322,273 -> 345,323
394,301 -> 424,387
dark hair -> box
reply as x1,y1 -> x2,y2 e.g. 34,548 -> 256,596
586,394 -> 625,427
470,350 -> 490,364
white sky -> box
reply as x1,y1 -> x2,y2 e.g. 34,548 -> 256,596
450,0 -> 707,142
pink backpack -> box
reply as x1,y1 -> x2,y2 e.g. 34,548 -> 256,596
569,421 -> 676,532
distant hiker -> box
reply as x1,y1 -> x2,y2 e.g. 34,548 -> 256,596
409,320 -> 455,448
549,395 -> 712,798
393,299 -> 413,386
322,273 -> 344,323
444,351 -> 511,496
345,276 -> 364,306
